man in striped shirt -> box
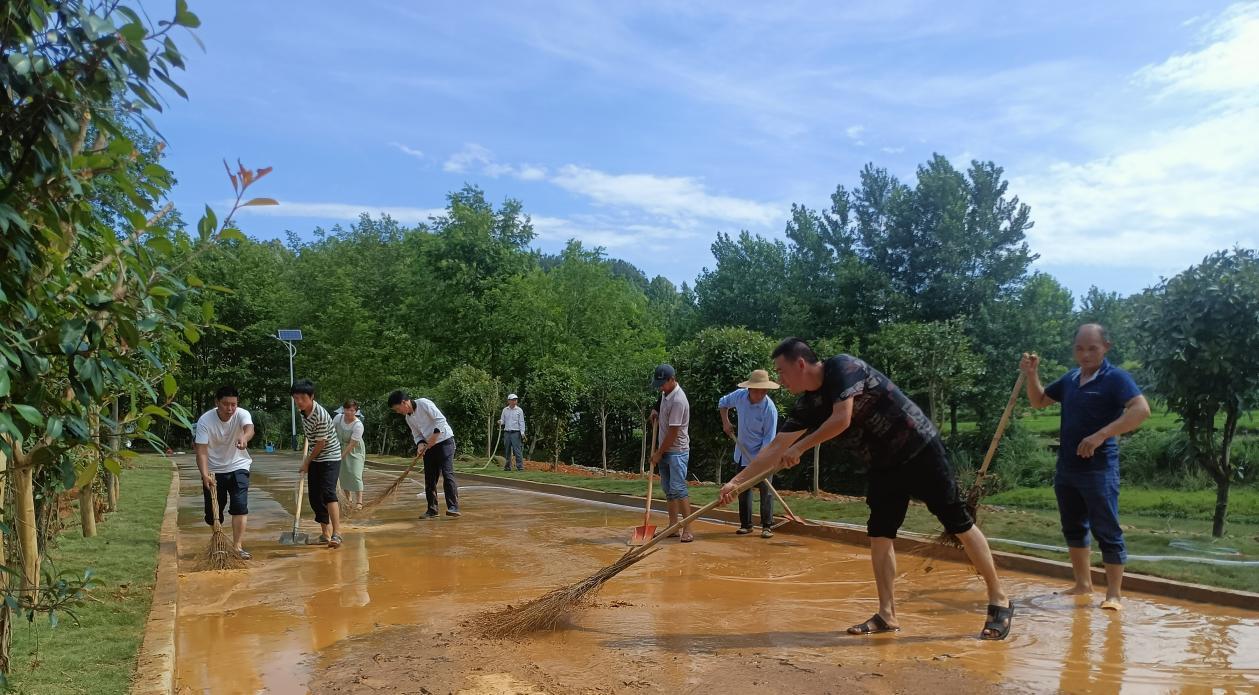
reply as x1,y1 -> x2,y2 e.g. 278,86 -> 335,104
292,378 -> 344,548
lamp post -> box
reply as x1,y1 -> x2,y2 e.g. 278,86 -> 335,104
274,329 -> 303,450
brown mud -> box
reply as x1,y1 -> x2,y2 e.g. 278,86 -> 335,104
173,454 -> 1259,694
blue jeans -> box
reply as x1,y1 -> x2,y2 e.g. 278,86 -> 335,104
1054,466 -> 1126,565
658,452 -> 690,500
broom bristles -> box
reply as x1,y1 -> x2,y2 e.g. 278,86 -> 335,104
933,482 -> 985,548
358,471 -> 412,514
472,548 -> 658,639
195,484 -> 247,572
195,524 -> 247,571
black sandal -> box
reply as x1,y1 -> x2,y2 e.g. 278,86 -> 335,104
980,603 -> 1014,640
847,613 -> 900,635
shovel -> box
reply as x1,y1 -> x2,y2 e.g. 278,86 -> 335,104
279,440 -> 311,545
628,422 -> 659,546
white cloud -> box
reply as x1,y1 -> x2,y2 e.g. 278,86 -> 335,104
845,124 -> 865,139
443,143 -> 495,173
444,143 -> 548,181
234,201 -> 444,225
881,146 -> 905,154
389,142 -> 425,160
1136,3 -> 1259,99
549,164 -> 780,227
1015,3 -> 1259,270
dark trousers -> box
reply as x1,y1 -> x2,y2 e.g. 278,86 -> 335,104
424,438 -> 459,514
738,477 -> 773,529
504,431 -> 524,470
307,458 -> 341,524
202,469 -> 250,524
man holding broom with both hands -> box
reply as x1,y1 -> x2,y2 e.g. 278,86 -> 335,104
719,338 -> 1015,640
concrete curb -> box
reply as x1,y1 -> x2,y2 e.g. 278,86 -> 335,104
434,467 -> 1259,612
130,460 -> 180,695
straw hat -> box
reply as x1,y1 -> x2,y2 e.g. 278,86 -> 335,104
738,369 -> 780,390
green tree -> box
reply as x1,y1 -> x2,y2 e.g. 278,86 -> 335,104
0,0 -> 268,674
867,319 -> 982,434
669,326 -> 777,482
1134,249 -> 1259,537
527,364 -> 586,469
435,365 -> 500,459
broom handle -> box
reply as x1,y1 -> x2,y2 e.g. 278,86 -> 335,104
730,435 -> 805,523
293,438 -> 308,533
208,480 -> 223,530
629,464 -> 780,558
975,372 -> 1026,480
642,422 -> 658,526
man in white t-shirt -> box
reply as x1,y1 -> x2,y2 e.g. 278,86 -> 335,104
194,385 -> 255,559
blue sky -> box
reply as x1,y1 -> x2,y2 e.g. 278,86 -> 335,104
156,1 -> 1259,299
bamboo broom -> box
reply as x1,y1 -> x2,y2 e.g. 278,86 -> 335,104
195,481 -> 246,571
472,464 -> 779,638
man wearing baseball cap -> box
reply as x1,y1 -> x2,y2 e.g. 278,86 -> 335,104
719,369 -> 780,538
650,364 -> 694,542
499,393 -> 526,471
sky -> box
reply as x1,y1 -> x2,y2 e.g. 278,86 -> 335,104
154,0 -> 1259,299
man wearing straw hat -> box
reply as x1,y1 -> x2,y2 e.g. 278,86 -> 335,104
718,369 -> 780,539
719,338 -> 1014,640
499,393 -> 526,472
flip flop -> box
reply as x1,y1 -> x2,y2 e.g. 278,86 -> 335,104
1100,599 -> 1123,611
847,613 -> 900,635
680,531 -> 695,543
980,603 -> 1014,640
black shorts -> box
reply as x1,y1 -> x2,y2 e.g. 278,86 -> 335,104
307,458 -> 341,524
203,469 -> 250,524
866,437 -> 973,539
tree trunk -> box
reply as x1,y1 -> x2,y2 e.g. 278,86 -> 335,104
485,412 -> 493,459
105,398 -> 120,512
600,407 -> 608,476
551,425 -> 561,472
949,400 -> 959,438
812,445 -> 820,495
80,485 -> 97,537
1212,476 -> 1230,538
15,461 -> 40,600
638,416 -> 647,475
0,446 -> 11,674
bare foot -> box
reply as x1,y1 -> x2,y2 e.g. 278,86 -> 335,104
1100,598 -> 1123,611
1057,584 -> 1094,596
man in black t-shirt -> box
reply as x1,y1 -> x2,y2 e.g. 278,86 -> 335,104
719,338 -> 1014,640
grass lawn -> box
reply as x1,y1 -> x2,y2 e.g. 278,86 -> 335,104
432,456 -> 1259,593
7,457 -> 172,695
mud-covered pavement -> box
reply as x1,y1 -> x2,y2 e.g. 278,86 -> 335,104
171,454 -> 1259,694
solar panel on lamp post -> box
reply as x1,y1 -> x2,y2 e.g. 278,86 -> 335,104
274,329 -> 302,450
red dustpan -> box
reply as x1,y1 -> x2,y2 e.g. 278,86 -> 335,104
629,423 -> 658,546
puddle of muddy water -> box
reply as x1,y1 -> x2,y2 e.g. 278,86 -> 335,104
173,454 -> 1259,694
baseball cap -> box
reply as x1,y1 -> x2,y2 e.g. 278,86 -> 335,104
507,393 -> 519,400
650,364 -> 676,388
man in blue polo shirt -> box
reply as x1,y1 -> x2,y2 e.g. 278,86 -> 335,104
1021,323 -> 1150,611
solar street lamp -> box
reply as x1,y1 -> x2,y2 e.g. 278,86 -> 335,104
274,329 -> 302,450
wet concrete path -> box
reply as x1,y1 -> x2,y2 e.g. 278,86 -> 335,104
172,454 -> 1259,694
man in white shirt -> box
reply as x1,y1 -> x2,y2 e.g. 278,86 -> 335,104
194,385 -> 255,559
388,390 -> 460,518
499,393 -> 526,472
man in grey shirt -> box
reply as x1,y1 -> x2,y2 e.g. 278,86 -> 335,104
650,364 -> 694,543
